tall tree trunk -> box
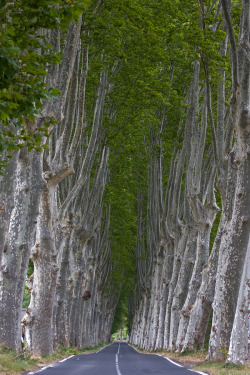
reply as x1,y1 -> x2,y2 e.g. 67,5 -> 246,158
181,219 -> 222,352
207,0 -> 250,360
181,150 -> 237,352
0,154 -> 18,265
227,237 -> 250,364
163,224 -> 189,349
169,225 -> 197,351
0,149 -> 45,350
154,239 -> 174,349
54,233 -> 71,347
24,170 -> 72,355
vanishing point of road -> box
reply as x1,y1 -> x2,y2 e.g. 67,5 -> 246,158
27,342 -> 208,375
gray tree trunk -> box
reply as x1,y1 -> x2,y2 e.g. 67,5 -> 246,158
227,237 -> 250,364
207,0 -> 250,361
0,149 -> 45,350
0,154 -> 18,266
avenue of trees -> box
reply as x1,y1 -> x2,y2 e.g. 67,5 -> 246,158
0,0 -> 249,366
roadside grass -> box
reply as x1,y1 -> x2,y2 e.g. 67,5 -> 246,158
0,345 -> 38,375
159,350 -> 250,375
193,360 -> 250,375
0,343 -> 107,375
129,344 -> 250,375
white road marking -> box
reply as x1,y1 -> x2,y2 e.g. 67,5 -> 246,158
59,355 -> 75,362
28,365 -> 50,374
155,354 -> 184,368
128,344 -> 209,374
115,343 -> 122,375
28,355 -> 75,374
157,353 -> 210,374
188,370 -> 209,375
28,343 -> 209,375
164,357 -> 184,367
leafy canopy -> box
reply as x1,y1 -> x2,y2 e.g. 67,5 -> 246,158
0,0 -> 89,166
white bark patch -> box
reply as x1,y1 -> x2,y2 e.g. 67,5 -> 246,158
227,233 -> 250,364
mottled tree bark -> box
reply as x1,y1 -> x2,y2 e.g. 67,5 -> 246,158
21,18 -> 83,355
181,149 -> 237,352
0,149 -> 45,350
227,236 -> 250,364
0,154 -> 18,265
207,0 -> 250,361
169,225 -> 197,351
154,239 -> 174,349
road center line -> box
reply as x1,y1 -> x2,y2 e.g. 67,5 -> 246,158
115,343 -> 122,375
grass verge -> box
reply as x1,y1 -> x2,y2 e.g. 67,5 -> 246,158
192,360 -> 250,375
0,343 -> 107,375
159,351 -> 250,375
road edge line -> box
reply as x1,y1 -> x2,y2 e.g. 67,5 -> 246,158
127,343 -> 210,374
59,354 -> 75,362
27,355 -> 75,374
160,355 -> 184,367
188,369 -> 209,375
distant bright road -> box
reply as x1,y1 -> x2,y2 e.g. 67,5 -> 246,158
28,342 -> 207,375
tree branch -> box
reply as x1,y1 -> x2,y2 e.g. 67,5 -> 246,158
221,0 -> 239,97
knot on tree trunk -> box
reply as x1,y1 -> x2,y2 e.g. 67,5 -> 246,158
0,264 -> 9,273
83,289 -> 91,301
31,244 -> 40,259
181,305 -> 193,317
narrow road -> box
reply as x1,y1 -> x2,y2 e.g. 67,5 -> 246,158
28,342 -> 207,375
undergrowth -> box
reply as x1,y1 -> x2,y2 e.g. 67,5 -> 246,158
0,345 -> 38,374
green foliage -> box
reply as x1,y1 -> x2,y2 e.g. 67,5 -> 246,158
0,0 -> 89,169
111,288 -> 130,334
22,284 -> 30,309
83,0 -> 226,330
101,0 -> 233,331
210,189 -> 222,253
27,259 -> 34,278
22,260 -> 34,308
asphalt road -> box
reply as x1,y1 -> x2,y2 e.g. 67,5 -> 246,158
28,342 -> 207,375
